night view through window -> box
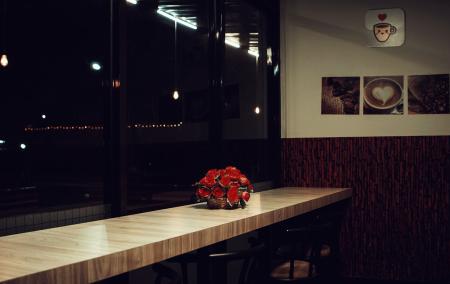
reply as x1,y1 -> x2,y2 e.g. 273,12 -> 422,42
0,0 -> 278,230
0,1 -> 110,215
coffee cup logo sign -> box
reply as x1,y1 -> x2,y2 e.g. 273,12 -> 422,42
373,23 -> 397,42
365,8 -> 405,47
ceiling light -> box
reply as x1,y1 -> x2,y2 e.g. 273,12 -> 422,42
225,38 -> 240,48
173,90 -> 180,100
267,47 -> 273,65
254,106 -> 261,114
126,0 -> 138,4
157,9 -> 197,30
41,114 -> 46,119
0,54 -> 8,67
20,143 -> 26,150
0,140 -> 5,144
248,49 -> 259,58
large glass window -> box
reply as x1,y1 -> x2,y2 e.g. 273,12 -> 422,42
126,0 -> 211,211
0,0 -> 279,231
222,0 -> 271,183
125,0 -> 276,212
0,0 -> 110,215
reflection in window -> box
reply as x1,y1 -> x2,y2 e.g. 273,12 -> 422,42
223,0 -> 270,183
126,0 -> 275,211
127,0 -> 211,211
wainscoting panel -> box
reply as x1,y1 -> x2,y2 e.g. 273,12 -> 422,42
281,137 -> 450,282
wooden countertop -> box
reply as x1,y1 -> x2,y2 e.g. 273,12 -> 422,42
0,187 -> 351,284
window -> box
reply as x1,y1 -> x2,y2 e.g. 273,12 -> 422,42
0,0 -> 110,215
125,0 -> 278,212
0,0 -> 280,233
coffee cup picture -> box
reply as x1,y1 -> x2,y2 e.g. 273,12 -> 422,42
365,9 -> 405,47
363,76 -> 404,114
373,23 -> 397,42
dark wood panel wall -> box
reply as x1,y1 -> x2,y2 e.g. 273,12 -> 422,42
281,136 -> 450,282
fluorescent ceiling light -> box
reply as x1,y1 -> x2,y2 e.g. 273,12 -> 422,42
126,0 -> 138,4
225,38 -> 240,48
0,140 -> 5,144
157,9 -> 197,30
248,49 -> 259,58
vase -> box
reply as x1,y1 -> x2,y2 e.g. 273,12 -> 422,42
206,197 -> 228,209
206,197 -> 240,209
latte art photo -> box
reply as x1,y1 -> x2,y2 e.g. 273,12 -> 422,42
372,86 -> 396,105
363,76 -> 404,115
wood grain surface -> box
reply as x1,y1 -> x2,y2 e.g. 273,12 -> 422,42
0,187 -> 351,284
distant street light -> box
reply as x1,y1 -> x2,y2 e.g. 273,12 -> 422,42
91,62 -> 102,71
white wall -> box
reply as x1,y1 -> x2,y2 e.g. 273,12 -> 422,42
281,0 -> 450,138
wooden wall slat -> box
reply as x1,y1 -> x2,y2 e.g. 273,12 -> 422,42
281,137 -> 450,282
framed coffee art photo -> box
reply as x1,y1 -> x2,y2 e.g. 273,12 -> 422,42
363,76 -> 404,115
321,77 -> 360,115
408,74 -> 450,114
365,8 -> 405,47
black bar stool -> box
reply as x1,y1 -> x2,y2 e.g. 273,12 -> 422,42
169,239 -> 267,284
152,263 -> 182,284
269,222 -> 336,283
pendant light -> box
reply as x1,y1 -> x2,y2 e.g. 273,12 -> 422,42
172,21 -> 179,100
0,54 -> 7,67
0,0 -> 8,68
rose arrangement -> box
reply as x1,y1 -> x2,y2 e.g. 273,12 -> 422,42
195,166 -> 253,209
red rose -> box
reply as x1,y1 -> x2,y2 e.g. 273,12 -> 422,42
248,184 -> 254,192
228,173 -> 240,181
197,188 -> 211,199
206,169 -> 219,179
200,176 -> 215,188
242,191 -> 250,202
219,175 -> 231,187
229,181 -> 240,187
239,175 -> 250,186
227,186 -> 239,203
225,166 -> 240,174
225,166 -> 241,180
212,187 -> 225,198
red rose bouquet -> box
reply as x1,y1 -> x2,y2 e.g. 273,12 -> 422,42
195,166 -> 254,209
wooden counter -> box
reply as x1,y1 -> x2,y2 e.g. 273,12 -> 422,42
0,187 -> 351,284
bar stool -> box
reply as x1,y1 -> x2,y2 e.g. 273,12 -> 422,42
269,222 -> 336,283
152,263 -> 182,284
170,240 -> 267,284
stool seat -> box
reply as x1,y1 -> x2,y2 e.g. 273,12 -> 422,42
270,260 -> 315,280
319,244 -> 331,257
276,244 -> 331,259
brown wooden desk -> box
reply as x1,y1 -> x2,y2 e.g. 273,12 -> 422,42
0,187 -> 351,284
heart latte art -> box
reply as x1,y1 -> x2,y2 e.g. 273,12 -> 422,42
372,86 -> 395,105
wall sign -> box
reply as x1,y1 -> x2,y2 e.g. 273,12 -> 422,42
365,8 -> 405,47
